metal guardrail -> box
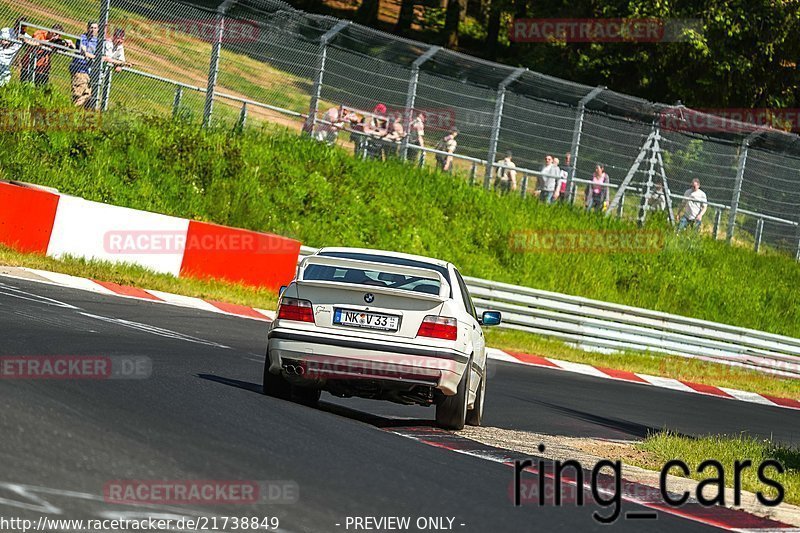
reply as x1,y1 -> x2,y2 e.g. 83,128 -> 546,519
298,246 -> 800,378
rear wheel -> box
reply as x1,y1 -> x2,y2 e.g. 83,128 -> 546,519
465,374 -> 485,426
262,358 -> 291,400
436,359 -> 471,430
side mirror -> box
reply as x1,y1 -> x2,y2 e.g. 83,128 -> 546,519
279,285 -> 287,297
481,310 -> 501,326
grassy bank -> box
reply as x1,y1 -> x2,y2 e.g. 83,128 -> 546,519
635,432 -> 800,506
2,84 -> 800,340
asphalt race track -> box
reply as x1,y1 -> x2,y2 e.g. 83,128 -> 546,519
1,275 -> 798,532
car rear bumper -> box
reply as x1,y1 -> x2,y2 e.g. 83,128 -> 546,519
267,329 -> 468,395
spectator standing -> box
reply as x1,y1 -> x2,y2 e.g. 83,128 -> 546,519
538,154 -> 558,204
435,128 -> 458,171
380,114 -> 405,159
20,25 -> 75,86
677,178 -> 707,232
70,21 -> 99,108
556,151 -> 572,202
315,105 -> 345,145
0,26 -> 22,86
494,151 -> 517,195
585,163 -> 610,212
364,103 -> 388,160
407,112 -> 425,164
102,28 -> 127,72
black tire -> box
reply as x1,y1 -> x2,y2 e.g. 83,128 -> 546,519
262,360 -> 291,400
465,375 -> 485,427
292,386 -> 321,407
436,359 -> 471,430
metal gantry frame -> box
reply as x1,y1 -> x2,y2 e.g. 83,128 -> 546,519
566,86 -> 604,203
303,20 -> 350,135
727,129 -> 765,243
484,68 -> 526,189
399,45 -> 440,160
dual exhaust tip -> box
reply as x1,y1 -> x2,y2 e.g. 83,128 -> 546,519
283,364 -> 306,375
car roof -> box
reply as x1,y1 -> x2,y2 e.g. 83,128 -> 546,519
316,247 -> 452,270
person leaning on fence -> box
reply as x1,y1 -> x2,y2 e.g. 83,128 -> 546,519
0,26 -> 22,87
677,178 -> 707,232
315,105 -> 347,145
20,24 -> 75,86
435,128 -> 458,172
363,103 -> 389,160
70,21 -> 99,108
494,151 -> 517,195
380,113 -> 405,159
585,163 -> 609,212
102,28 -> 128,73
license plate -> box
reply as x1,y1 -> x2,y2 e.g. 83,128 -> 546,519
334,308 -> 400,331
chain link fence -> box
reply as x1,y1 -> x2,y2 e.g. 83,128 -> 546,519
4,0 -> 800,259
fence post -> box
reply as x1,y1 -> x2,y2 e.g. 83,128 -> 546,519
727,130 -> 763,244
567,86 -> 604,204
303,20 -> 350,135
400,46 -> 439,160
712,210 -> 722,239
520,174 -> 528,199
469,161 -> 477,185
202,0 -> 237,128
236,102 -> 248,130
172,86 -> 183,119
89,0 -> 110,110
754,218 -> 764,253
100,65 -> 113,111
617,191 -> 625,218
484,68 -> 526,189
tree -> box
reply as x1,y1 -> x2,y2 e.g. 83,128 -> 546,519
356,0 -> 380,25
443,0 -> 466,47
395,0 -> 416,35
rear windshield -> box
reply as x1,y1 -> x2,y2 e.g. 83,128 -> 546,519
310,252 -> 450,296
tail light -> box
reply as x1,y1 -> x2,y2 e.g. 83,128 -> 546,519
277,297 -> 314,323
417,316 -> 458,341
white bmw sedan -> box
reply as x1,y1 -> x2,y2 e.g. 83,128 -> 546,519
263,247 -> 501,430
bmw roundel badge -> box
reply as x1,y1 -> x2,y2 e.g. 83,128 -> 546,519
364,293 -> 374,303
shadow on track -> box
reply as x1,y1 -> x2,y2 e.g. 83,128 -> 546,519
197,373 -> 434,429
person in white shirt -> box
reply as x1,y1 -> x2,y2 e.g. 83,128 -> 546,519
538,154 -> 559,204
102,28 -> 127,72
0,26 -> 23,86
494,151 -> 517,194
677,178 -> 708,232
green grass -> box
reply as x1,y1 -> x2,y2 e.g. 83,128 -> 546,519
0,245 -> 278,310
485,329 -> 799,399
2,84 -> 800,343
635,432 -> 800,506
